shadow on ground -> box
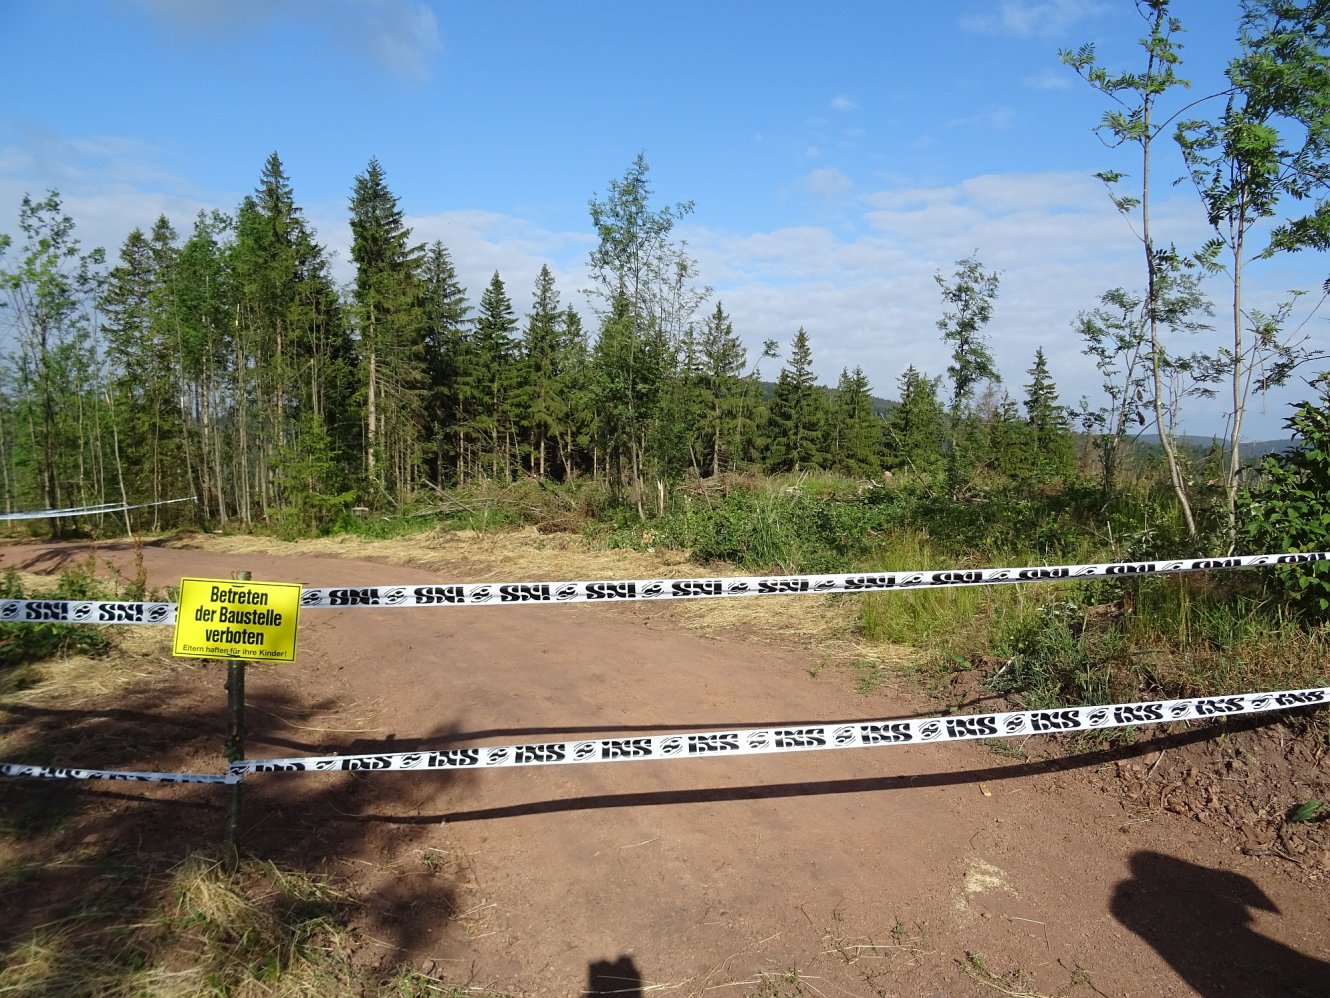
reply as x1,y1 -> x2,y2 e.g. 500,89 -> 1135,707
1112,851 -> 1330,998
588,954 -> 642,996
0,656 -> 477,990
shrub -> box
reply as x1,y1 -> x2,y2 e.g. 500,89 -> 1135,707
1243,374 -> 1330,620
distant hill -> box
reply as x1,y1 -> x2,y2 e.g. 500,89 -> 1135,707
1136,434 -> 1296,462
759,382 -> 1298,460
758,380 -> 896,417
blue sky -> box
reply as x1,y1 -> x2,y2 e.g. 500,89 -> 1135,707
1,0 -> 1326,438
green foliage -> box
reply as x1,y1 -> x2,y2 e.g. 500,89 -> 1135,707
856,531 -> 999,650
349,156 -> 427,500
645,485 -> 838,572
883,366 -> 944,474
826,366 -> 882,476
765,328 -> 828,473
1287,800 -> 1324,823
935,256 -> 1000,415
0,566 -> 111,671
1023,348 -> 1077,481
988,600 -> 1114,710
272,411 -> 358,538
1243,375 -> 1330,618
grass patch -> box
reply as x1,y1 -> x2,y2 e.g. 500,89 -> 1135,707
0,852 -> 361,996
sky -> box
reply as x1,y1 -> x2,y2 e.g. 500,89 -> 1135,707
1,0 -> 1326,439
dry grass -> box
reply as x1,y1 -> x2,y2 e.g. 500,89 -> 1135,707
0,852 -> 360,997
0,626 -> 176,709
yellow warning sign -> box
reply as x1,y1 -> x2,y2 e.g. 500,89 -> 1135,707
173,577 -> 302,662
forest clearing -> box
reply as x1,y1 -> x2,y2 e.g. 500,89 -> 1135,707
4,2 -> 1330,993
1,529 -> 1327,997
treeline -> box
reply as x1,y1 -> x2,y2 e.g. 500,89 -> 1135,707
0,152 -> 1083,534
3,1 -> 1329,547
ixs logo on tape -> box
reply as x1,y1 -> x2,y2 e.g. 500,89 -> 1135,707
512,742 -> 566,763
1107,562 -> 1157,575
412,585 -> 466,605
173,577 -> 303,663
1274,690 -> 1325,707
856,722 -> 912,745
428,748 -> 482,767
671,580 -> 724,597
325,588 -> 381,606
758,578 -> 810,594
500,584 -> 551,602
1113,702 -> 1165,724
1029,708 -> 1081,732
687,732 -> 740,754
773,727 -> 827,748
586,582 -> 637,600
944,716 -> 999,738
928,571 -> 984,586
1193,696 -> 1245,716
844,574 -> 896,591
599,737 -> 653,760
98,602 -> 145,623
23,600 -> 70,621
1276,551 -> 1328,564
1018,567 -> 1071,581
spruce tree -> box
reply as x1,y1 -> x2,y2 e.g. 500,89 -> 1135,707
523,264 -> 562,480
471,271 -> 521,480
884,366 -> 944,473
765,328 -> 826,472
420,241 -> 469,483
698,301 -> 749,477
828,366 -> 881,476
1023,347 -> 1075,480
349,157 -> 425,499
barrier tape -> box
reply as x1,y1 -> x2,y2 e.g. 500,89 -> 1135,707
0,496 -> 196,522
5,687 -> 1326,785
2,551 -> 1326,626
230,687 -> 1330,777
0,762 -> 237,785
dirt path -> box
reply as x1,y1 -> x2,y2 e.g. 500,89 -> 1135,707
3,538 -> 1328,997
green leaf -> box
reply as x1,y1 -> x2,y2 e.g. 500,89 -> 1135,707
1287,800 -> 1323,823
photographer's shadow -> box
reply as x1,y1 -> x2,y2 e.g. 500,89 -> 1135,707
1112,851 -> 1329,997
587,955 -> 642,997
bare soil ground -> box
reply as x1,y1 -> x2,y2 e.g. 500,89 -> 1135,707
1,532 -> 1328,997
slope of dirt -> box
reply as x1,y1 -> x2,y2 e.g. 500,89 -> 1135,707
2,535 -> 1328,997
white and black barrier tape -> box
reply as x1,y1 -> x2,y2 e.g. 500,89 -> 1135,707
5,687 -> 1325,785
0,762 -> 237,785
2,551 -> 1327,626
293,550 -> 1330,608
230,687 -> 1330,777
0,496 -> 196,522
0,599 -> 178,626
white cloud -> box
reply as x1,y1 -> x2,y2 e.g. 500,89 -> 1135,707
830,95 -> 858,112
136,0 -> 442,83
684,171 -> 1320,437
335,0 -> 442,85
960,0 -> 1109,39
804,167 -> 854,198
947,107 -> 1018,131
1024,69 -> 1073,90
